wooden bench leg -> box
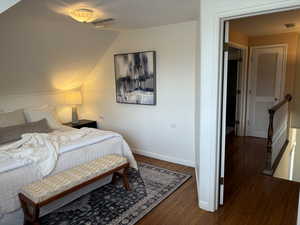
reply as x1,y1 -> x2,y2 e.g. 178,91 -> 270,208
111,164 -> 131,191
111,172 -> 118,185
19,194 -> 40,225
122,165 -> 130,191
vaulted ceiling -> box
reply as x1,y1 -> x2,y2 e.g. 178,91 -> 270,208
0,0 -> 199,95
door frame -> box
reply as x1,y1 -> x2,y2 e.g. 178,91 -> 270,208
198,0 -> 300,212
229,42 -> 248,136
246,44 -> 287,137
219,37 -> 249,206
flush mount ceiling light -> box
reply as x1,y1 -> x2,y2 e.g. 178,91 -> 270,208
67,7 -> 116,29
70,8 -> 95,23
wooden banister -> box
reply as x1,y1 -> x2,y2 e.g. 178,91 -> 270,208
265,94 -> 292,175
268,94 -> 292,114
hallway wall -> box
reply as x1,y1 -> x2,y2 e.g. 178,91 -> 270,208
292,35 -> 300,128
229,30 -> 249,46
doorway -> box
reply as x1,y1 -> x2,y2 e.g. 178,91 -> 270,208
219,9 -> 297,206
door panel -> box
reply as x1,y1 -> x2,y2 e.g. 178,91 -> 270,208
247,46 -> 286,138
256,53 -> 278,97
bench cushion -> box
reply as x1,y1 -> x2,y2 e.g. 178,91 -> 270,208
21,154 -> 128,204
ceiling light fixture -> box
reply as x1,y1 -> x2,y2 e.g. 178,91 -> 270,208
70,8 -> 95,23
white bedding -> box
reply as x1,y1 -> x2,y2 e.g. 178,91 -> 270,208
0,127 -> 137,176
0,126 -> 72,173
0,126 -> 137,223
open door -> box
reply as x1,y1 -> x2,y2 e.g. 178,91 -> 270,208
219,21 -> 229,205
227,47 -> 243,136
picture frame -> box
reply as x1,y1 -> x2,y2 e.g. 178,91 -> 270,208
114,51 -> 156,105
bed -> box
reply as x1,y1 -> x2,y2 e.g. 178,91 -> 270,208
0,121 -> 137,225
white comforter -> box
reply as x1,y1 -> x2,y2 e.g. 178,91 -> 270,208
0,128 -> 137,176
0,133 -> 59,177
0,128 -> 137,217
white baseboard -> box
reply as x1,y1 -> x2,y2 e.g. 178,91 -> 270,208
132,148 -> 196,168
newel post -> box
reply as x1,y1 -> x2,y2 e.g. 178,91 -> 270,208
266,109 -> 274,172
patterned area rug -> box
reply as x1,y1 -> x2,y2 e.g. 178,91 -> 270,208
41,162 -> 191,225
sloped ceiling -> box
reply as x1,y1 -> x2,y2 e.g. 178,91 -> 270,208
48,0 -> 199,29
0,0 -> 118,95
0,0 -> 199,95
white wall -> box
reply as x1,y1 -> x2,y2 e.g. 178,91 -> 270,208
82,21 -> 197,167
199,0 -> 300,212
0,91 -> 76,123
292,35 -> 300,127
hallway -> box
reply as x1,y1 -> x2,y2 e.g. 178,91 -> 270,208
224,136 -> 267,201
222,136 -> 300,224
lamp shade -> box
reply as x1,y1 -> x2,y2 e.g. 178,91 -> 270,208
65,91 -> 82,105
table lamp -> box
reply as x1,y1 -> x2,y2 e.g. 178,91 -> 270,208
65,91 -> 82,124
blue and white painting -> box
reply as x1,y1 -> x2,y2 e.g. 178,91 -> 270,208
114,51 -> 156,105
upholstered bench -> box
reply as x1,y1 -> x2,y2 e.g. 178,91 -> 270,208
19,154 -> 130,225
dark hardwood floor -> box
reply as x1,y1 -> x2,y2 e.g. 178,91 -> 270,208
134,136 -> 300,225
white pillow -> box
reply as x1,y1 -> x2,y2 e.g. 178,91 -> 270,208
24,106 -> 62,129
0,109 -> 26,127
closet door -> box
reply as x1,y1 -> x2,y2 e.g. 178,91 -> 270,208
247,45 -> 286,138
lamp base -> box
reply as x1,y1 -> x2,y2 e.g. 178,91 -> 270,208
72,106 -> 79,124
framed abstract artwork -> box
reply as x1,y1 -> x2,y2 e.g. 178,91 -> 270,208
114,51 -> 156,105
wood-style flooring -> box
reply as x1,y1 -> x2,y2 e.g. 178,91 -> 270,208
134,136 -> 300,225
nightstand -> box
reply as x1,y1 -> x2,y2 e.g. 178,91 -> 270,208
63,119 -> 98,129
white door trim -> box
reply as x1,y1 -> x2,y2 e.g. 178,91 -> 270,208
219,21 -> 230,206
228,42 -> 248,136
197,0 -> 300,212
246,44 -> 287,137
